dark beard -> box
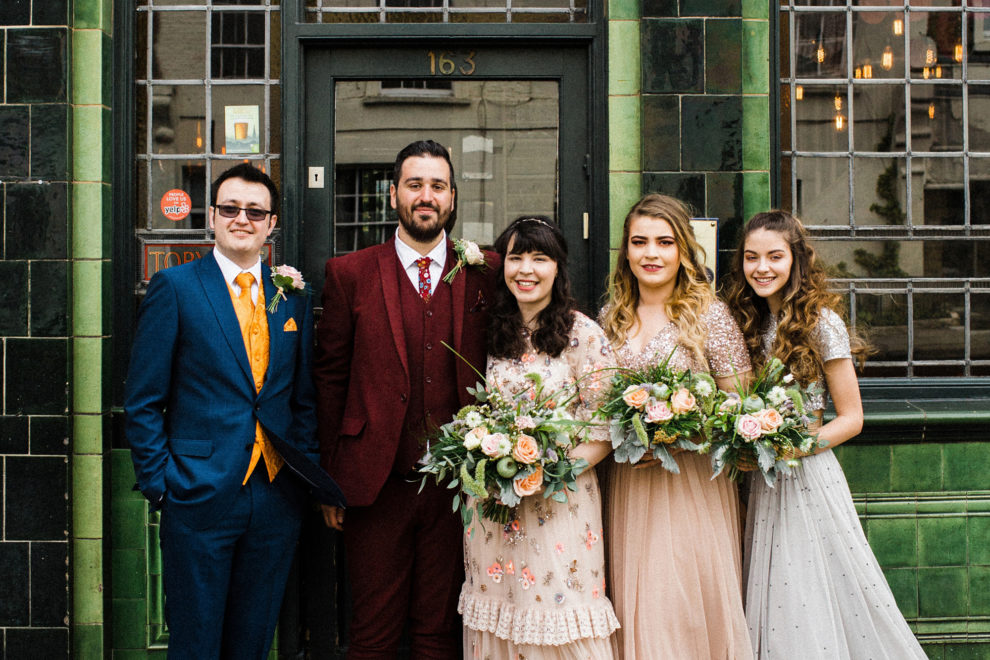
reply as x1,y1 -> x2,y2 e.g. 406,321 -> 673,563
398,206 -> 447,243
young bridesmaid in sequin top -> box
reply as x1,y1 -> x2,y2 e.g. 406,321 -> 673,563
724,210 -> 926,660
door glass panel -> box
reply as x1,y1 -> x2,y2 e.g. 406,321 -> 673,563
333,79 -> 560,255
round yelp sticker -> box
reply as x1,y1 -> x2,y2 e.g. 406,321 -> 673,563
161,189 -> 192,222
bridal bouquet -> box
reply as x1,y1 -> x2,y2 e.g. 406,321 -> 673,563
596,349 -> 718,473
419,373 -> 592,527
703,356 -> 822,486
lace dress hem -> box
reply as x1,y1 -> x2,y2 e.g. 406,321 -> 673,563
459,591 -> 620,646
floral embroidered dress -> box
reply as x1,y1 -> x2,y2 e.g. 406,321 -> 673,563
744,309 -> 926,659
604,299 -> 754,660
459,312 -> 620,660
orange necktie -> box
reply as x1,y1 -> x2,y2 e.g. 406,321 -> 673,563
230,272 -> 283,483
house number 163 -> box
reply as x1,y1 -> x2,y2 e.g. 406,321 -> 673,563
427,50 -> 476,76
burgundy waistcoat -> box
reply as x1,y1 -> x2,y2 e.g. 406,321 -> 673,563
392,259 -> 461,474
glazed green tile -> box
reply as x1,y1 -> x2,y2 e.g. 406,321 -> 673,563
111,448 -> 140,498
867,517 -> 917,568
705,20 -> 742,94
838,444 -> 892,493
742,95 -> 769,170
609,95 -> 641,172
609,20 -> 640,95
73,413 -> 102,455
73,623 -> 104,658
642,19 -> 704,93
72,260 -> 103,336
72,182 -> 104,258
682,0 -> 740,17
944,642 -> 990,659
609,172 -> 641,245
706,172 -> 743,224
102,0 -> 113,36
919,517 -> 967,567
883,567 -> 918,618
742,171 -> 770,219
608,0 -> 638,21
642,95 -> 680,171
970,517 -> 990,566
922,644 -> 944,660
111,598 -> 147,649
111,498 -> 147,550
74,537 -> 104,624
72,105 -> 103,182
73,453 -> 104,538
642,172 -> 705,213
112,548 -> 147,600
742,20 -> 770,93
891,444 -> 943,492
682,95 -> 742,171
74,336 -> 103,413
944,443 -> 990,491
742,0 -> 768,19
918,567 -> 968,617
71,29 -> 103,106
970,566 -> 990,616
641,0 -> 677,18
73,0 -> 105,30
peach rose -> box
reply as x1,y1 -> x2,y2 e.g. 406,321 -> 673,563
513,464 -> 544,497
511,434 -> 541,464
670,387 -> 697,414
622,385 -> 650,409
755,407 -> 784,433
643,400 -> 673,424
463,426 -> 487,450
735,414 -> 763,441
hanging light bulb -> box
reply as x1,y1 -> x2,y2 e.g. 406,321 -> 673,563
935,65 -> 943,78
882,46 -> 894,71
835,113 -> 846,132
954,42 -> 963,63
855,66 -> 862,79
795,85 -> 804,101
928,102 -> 936,119
834,94 -> 843,111
817,43 -> 826,63
863,62 -> 874,79
926,47 -> 936,66
195,121 -> 203,149
893,18 -> 903,36
923,66 -> 931,79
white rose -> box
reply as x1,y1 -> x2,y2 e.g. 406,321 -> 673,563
463,240 -> 485,265
463,426 -> 487,451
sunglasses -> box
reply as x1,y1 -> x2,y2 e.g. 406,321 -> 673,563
214,205 -> 272,222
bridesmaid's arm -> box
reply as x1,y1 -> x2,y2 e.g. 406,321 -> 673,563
715,371 -> 751,393
569,439 -> 613,469
810,357 -> 863,453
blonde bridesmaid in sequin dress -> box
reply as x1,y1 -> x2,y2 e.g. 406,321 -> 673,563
725,211 -> 925,660
600,194 -> 754,659
458,217 -> 619,660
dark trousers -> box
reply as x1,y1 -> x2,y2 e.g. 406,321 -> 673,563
344,474 -> 464,660
160,469 -> 304,660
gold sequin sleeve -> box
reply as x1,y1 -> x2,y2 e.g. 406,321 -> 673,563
703,299 -> 753,378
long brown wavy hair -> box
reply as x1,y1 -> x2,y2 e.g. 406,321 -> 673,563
723,210 -> 869,386
601,193 -> 714,366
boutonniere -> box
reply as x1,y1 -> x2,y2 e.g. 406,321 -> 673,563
267,264 -> 308,313
443,238 -> 487,284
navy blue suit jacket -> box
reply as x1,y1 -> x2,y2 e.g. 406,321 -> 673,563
124,251 -> 318,530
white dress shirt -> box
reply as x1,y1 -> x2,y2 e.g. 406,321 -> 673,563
213,248 -> 263,302
394,229 -> 448,297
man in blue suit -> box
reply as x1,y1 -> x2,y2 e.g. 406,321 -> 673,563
125,164 -> 318,659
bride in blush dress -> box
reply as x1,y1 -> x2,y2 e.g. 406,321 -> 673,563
724,210 -> 925,659
599,194 -> 754,659
458,216 -> 619,660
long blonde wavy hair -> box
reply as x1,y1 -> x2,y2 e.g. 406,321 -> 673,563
601,194 -> 714,366
723,210 -> 870,386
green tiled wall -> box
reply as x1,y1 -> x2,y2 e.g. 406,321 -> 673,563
836,439 -> 990,656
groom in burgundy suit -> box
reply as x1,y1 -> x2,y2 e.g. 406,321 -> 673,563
314,140 -> 498,658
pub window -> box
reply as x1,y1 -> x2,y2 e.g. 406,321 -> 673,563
334,165 -> 398,256
134,0 -> 281,286
780,0 -> 990,377
305,0 -> 588,24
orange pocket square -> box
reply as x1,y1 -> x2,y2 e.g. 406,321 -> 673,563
283,318 -> 298,332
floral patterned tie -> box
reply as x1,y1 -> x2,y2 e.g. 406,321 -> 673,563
416,257 -> 432,302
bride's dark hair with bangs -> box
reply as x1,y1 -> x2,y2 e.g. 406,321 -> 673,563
488,216 -> 577,359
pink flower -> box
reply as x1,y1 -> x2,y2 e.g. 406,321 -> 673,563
274,264 -> 305,289
754,407 -> 784,433
643,399 -> 674,423
514,415 -> 536,431
622,385 -> 650,409
670,387 -> 697,414
481,432 -> 511,458
735,414 -> 763,441
513,465 -> 544,497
